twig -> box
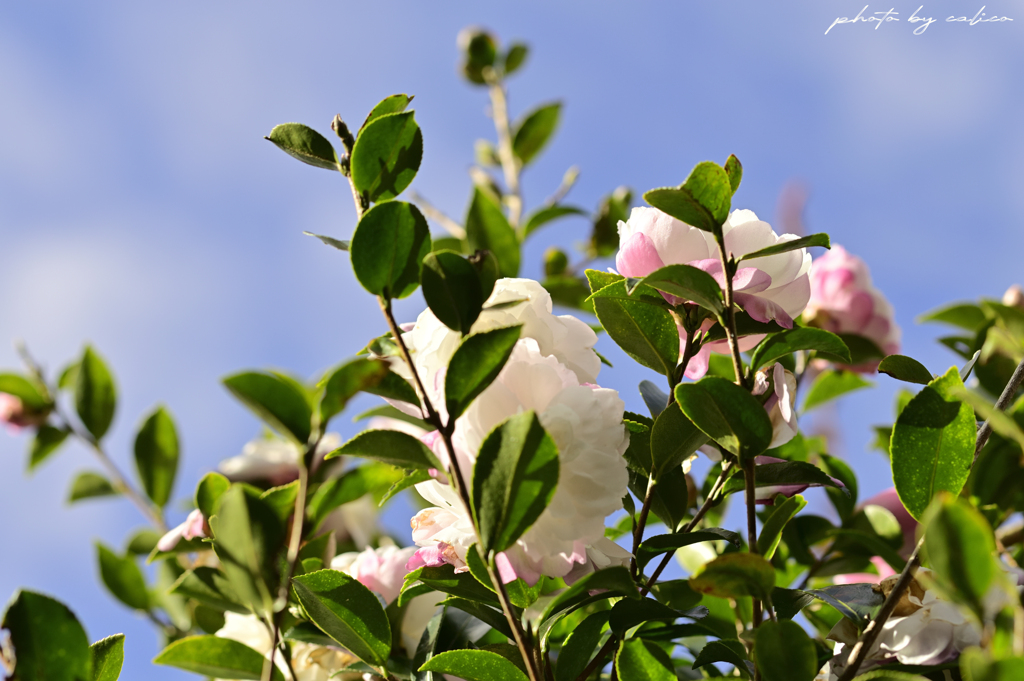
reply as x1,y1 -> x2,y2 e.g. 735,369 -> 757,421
485,75 -> 523,228
542,166 -> 579,207
974,354 -> 1024,462
409,191 -> 467,240
834,538 -> 924,681
630,477 -> 657,580
743,457 -> 765,628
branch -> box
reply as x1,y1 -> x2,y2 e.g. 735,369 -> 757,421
630,477 -> 657,581
409,191 -> 466,240
974,354 -> 1024,462
485,75 -> 523,228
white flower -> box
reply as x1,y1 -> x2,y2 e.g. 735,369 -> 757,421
754,363 -> 798,449
218,434 -> 342,485
215,612 -> 358,681
392,278 -> 602,418
410,339 -> 630,584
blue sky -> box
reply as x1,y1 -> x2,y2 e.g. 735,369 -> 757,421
2,1 -> 1022,677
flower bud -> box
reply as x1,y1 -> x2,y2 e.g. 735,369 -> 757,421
457,27 -> 498,85
544,246 -> 569,277
1002,284 -> 1024,310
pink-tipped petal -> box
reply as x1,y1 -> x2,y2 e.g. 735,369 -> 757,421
616,232 -> 665,279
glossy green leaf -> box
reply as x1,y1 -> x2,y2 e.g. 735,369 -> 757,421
951,386 -> 1024,451
29,425 -> 69,471
918,302 -> 988,332
419,649 -> 528,681
350,200 -> 432,299
327,429 -> 438,469
592,291 -> 679,376
154,635 -> 285,680
306,463 -> 403,529
465,188 -> 519,278
554,611 -> 609,681
739,233 -> 830,262
512,102 -> 560,166
75,346 -> 117,440
757,495 -> 807,559
771,587 -> 815,620
2,590 -> 91,681
755,619 -> 818,681
630,263 -> 724,313
133,406 -> 179,508
721,461 -> 847,497
319,358 -> 390,426
693,639 -> 750,677
589,187 -> 632,257
749,327 -> 850,370
805,584 -> 883,625
96,542 -> 149,610
222,371 -> 312,445
359,93 -> 413,132
292,570 -> 392,668
690,553 -> 775,601
350,111 -> 422,202
422,251 -> 486,335
0,372 -> 48,409
891,367 -> 976,520
503,43 -> 529,75
90,634 -> 124,681
68,471 -> 118,502
839,333 -> 886,365
636,529 -> 741,571
472,411 -> 559,554
921,495 -> 1003,619
879,355 -> 934,385
401,564 -> 499,608
649,403 -> 708,480
724,154 -> 743,194
169,567 -> 247,614
195,472 -> 230,518
521,205 -> 585,240
959,649 -> 1024,681
303,231 -> 349,251
615,638 -> 676,681
802,369 -> 873,412
675,378 -> 774,460
529,566 -> 638,626
266,123 -> 339,171
445,325 -> 522,420
644,161 -> 733,235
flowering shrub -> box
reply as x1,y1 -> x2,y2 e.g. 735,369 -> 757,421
3,25 -> 1024,681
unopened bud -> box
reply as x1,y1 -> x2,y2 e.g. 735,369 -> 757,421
1003,284 -> 1024,310
457,27 -> 498,85
544,247 -> 569,278
331,114 -> 355,151
474,139 -> 499,167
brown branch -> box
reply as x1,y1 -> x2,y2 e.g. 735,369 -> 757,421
974,354 -> 1024,463
485,75 -> 523,228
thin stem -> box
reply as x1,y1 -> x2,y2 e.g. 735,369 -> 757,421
486,76 -> 523,228
409,191 -> 466,240
711,239 -> 748,391
974,354 -> 1024,463
630,477 -> 657,581
834,538 -> 924,681
742,457 -> 764,627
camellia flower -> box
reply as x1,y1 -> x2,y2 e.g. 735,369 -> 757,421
407,338 -> 631,585
753,363 -> 798,449
331,545 -> 440,657
803,245 -> 900,368
156,509 -> 209,552
217,433 -> 341,486
616,207 -> 812,378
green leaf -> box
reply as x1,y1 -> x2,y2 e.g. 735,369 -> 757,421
266,123 -> 339,171
169,567 -> 248,613
951,386 -> 1024,452
0,372 -> 48,409
675,378 -> 774,460
802,369 -> 873,412
629,263 -> 724,313
592,288 -> 679,376
839,333 -> 886,365
512,102 -> 561,166
636,529 -> 742,572
879,355 -> 934,385
222,371 -> 312,445
350,200 -> 432,299
75,346 -> 117,440
643,161 -> 733,235
503,43 -> 529,75
292,570 -> 392,668
554,611 -> 609,681
522,205 -> 585,240
90,634 -> 124,681
445,326 -> 522,421
804,584 -> 883,625
327,429 -> 438,469
959,649 -> 1024,681
68,471 -> 118,502
721,461 -> 847,497
724,154 -> 743,194
306,463 -> 403,529
693,639 -> 750,677
28,425 -> 69,471
819,453 -> 858,521
465,188 -> 519,278
921,495 -> 1002,619
749,327 -> 850,370
319,358 -> 391,426
419,649 -> 529,681
359,93 -> 413,132
739,233 -> 830,262
529,566 -> 638,626
690,553 -> 776,601
2,590 -> 91,681
472,411 -> 559,554
402,564 -> 499,608
125,528 -> 161,555
422,251 -> 486,335
133,406 -> 179,508
918,302 -> 988,332
96,542 -> 149,610
590,187 -> 632,258
154,635 -> 285,680
891,367 -> 977,520
615,638 -> 676,681
754,619 -> 818,681
303,231 -> 349,251
649,403 -> 708,480
771,587 -> 815,620
350,111 -> 423,202
757,495 -> 807,559
362,368 -> 419,407
209,485 -> 284,615
195,471 -> 230,518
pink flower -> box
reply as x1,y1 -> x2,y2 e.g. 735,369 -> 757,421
0,393 -> 49,431
156,509 -> 208,552
804,245 -> 900,370
831,556 -> 897,585
754,364 -> 798,449
616,207 -> 812,379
